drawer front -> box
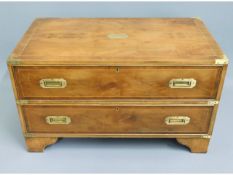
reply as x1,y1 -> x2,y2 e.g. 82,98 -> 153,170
23,106 -> 213,134
14,66 -> 221,99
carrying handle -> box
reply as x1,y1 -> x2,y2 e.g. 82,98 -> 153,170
165,116 -> 190,125
169,78 -> 196,88
46,116 -> 71,125
40,79 -> 67,88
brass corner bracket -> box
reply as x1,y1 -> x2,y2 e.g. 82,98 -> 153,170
7,55 -> 21,65
215,55 -> 229,65
193,17 -> 202,21
208,100 -> 219,106
16,100 -> 29,105
201,135 -> 211,139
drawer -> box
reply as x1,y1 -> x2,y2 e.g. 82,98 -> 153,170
14,66 -> 221,99
23,105 -> 213,134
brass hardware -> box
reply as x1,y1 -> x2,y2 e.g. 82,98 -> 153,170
14,99 -> 216,106
115,107 -> 120,111
169,78 -> 196,88
46,116 -> 71,125
7,55 -> 21,65
16,100 -> 29,105
8,59 -> 21,65
116,67 -> 120,72
207,100 -> 219,106
40,79 -> 67,88
165,116 -> 190,125
201,135 -> 211,139
215,55 -> 229,65
24,132 -> 212,138
107,33 -> 128,39
193,17 -> 202,21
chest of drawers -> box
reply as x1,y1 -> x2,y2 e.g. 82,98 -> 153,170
8,18 -> 228,152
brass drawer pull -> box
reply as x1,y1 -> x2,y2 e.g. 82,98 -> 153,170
40,79 -> 67,88
46,116 -> 71,125
169,78 -> 196,88
165,116 -> 190,125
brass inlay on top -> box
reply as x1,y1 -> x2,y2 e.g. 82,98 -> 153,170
107,33 -> 128,39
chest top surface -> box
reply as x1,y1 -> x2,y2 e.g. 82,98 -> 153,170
10,18 -> 225,65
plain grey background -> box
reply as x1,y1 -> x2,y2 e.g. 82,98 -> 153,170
0,2 -> 233,173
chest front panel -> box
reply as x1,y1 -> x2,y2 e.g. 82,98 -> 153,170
14,66 -> 221,99
8,18 -> 228,152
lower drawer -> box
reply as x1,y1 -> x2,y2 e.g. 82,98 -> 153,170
22,105 -> 213,134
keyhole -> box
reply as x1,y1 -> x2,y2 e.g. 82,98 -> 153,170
115,107 -> 119,111
116,67 -> 120,73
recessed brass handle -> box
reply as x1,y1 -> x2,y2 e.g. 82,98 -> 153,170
40,79 -> 67,88
46,116 -> 71,125
169,78 -> 196,88
165,116 -> 190,125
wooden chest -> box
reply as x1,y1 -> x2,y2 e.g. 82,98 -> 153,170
8,18 -> 228,153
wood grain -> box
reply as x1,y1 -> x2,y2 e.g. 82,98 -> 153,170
7,18 -> 228,152
176,138 -> 210,153
25,137 -> 58,152
9,18 -> 224,66
14,66 -> 221,99
8,65 -> 28,133
208,65 -> 228,135
22,105 -> 213,134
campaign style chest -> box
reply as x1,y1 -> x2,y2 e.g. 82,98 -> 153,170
8,18 -> 228,152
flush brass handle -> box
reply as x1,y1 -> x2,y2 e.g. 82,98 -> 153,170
169,78 -> 196,88
40,78 -> 67,88
165,116 -> 190,125
46,116 -> 71,125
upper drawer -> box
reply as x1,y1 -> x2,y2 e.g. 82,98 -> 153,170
13,66 -> 221,99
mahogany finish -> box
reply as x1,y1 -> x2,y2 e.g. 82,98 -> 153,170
14,66 -> 221,99
177,138 -> 210,153
23,105 -> 213,133
26,137 -> 58,152
10,18 -> 223,65
8,18 -> 228,153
